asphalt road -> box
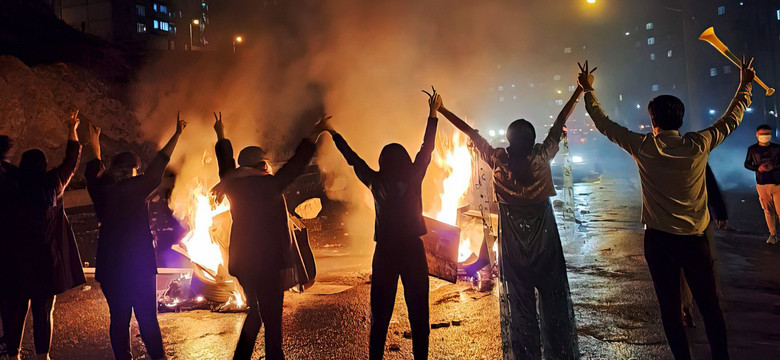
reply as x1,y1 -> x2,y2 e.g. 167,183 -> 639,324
2,176 -> 779,359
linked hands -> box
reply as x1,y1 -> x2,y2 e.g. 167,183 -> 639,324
68,109 -> 80,141
577,61 -> 597,91
311,113 -> 334,142
422,86 -> 442,118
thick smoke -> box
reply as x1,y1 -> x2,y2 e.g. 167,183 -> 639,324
130,1 -> 609,247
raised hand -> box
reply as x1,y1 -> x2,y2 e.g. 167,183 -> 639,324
577,60 -> 597,91
69,109 -> 80,130
88,123 -> 102,159
422,86 -> 442,117
214,111 -> 225,140
740,54 -> 755,84
313,113 -> 334,135
176,111 -> 188,134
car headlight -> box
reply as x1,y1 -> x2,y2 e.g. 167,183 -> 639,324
572,155 -> 584,163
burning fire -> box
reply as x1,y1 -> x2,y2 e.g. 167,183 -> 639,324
175,183 -> 231,280
430,131 -> 475,262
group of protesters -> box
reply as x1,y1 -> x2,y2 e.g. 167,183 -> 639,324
0,54 -> 762,360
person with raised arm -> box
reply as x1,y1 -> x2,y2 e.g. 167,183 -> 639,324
85,113 -> 186,360
580,57 -> 754,360
325,90 -> 439,360
437,65 -> 586,359
212,111 -> 328,360
1,111 -> 85,360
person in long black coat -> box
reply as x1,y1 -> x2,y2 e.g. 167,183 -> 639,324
85,115 -> 186,360
1,111 -> 85,360
326,92 -> 439,360
211,112 -> 327,360
0,134 -> 19,358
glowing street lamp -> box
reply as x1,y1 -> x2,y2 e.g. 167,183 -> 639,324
233,35 -> 244,54
586,0 -> 596,3
189,19 -> 200,51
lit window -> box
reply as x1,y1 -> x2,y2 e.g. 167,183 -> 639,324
136,22 -> 146,33
171,26 -> 176,34
153,4 -> 158,11
498,86 -> 504,91
529,83 -> 535,88
513,96 -> 517,100
646,22 -> 653,30
647,37 -> 655,45
499,97 -> 505,102
724,66 -> 731,74
650,53 -> 655,60
619,94 -> 623,101
568,85 -> 576,91
710,68 -> 717,77
718,6 -> 725,15
553,75 -> 561,81
555,100 -> 564,106
511,84 -> 515,88
667,50 -> 672,57
160,22 -> 169,31
160,5 -> 167,13
564,47 -> 571,53
651,84 -> 659,92
777,10 -> 780,20
153,20 -> 159,29
136,5 -> 145,17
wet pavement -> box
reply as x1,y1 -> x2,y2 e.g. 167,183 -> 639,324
3,176 -> 780,359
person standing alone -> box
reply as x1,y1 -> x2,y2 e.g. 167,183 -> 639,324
744,124 -> 780,244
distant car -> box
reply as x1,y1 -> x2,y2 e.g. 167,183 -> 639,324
550,151 -> 600,183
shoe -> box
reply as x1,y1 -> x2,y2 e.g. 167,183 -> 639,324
767,235 -> 778,245
682,308 -> 696,328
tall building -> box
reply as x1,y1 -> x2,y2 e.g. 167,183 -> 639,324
53,0 -> 208,51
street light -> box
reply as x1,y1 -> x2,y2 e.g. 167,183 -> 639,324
586,0 -> 596,4
233,35 -> 243,54
189,19 -> 200,51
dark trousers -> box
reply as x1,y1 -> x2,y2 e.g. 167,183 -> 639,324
644,227 -> 728,360
233,273 -> 285,360
369,238 -> 429,360
499,238 -> 579,360
0,294 -> 55,356
100,275 -> 165,360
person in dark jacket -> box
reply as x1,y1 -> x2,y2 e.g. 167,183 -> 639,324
438,63 -> 586,359
85,114 -> 186,360
326,91 -> 440,360
1,111 -> 85,360
212,112 -> 328,360
680,164 -> 729,328
744,124 -> 780,244
0,135 -> 19,299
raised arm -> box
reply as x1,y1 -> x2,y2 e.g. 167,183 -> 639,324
213,112 -> 237,178
539,80 -> 584,160
272,139 -> 317,191
52,110 -> 82,192
438,105 -> 497,168
699,57 -> 754,151
136,113 -> 186,194
413,88 -> 441,175
579,62 -> 643,156
330,131 -> 376,186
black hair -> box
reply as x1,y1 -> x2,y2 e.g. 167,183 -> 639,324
505,119 -> 536,187
648,95 -> 685,131
0,135 -> 10,158
756,124 -> 772,132
20,149 -> 47,173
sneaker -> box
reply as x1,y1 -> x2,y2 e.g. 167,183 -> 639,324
767,235 -> 778,245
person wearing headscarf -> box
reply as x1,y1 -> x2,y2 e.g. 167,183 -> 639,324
437,65 -> 586,359
1,111 -> 84,360
212,112 -> 328,360
326,91 -> 440,360
85,114 -> 186,360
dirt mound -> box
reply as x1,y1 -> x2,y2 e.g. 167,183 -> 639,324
0,55 -> 149,185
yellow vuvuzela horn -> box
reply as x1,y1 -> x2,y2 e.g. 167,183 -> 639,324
699,27 -> 774,96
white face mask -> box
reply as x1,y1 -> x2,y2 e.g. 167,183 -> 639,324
758,135 -> 772,143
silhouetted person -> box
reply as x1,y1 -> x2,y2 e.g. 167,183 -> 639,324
439,65 -> 584,359
212,112 -> 328,360
681,164 -> 728,328
0,135 -> 18,331
326,91 -> 439,360
580,58 -> 754,360
1,111 -> 85,360
744,124 -> 780,245
85,114 -> 186,360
